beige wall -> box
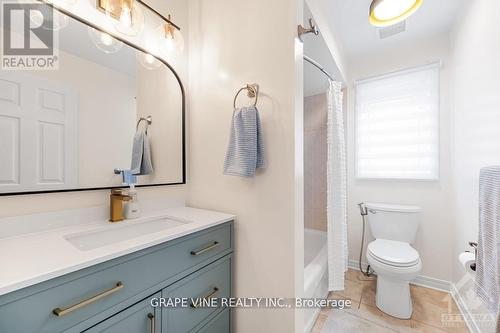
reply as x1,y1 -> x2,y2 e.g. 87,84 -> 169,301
304,93 -> 327,232
186,0 -> 302,332
450,0 -> 500,330
0,185 -> 186,218
346,33 -> 454,281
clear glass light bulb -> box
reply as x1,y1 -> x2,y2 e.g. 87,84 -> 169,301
88,27 -> 123,53
164,33 -> 176,53
119,6 -> 132,27
100,32 -> 113,46
144,54 -> 155,64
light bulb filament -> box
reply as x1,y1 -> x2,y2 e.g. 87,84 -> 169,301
164,22 -> 176,52
119,4 -> 132,27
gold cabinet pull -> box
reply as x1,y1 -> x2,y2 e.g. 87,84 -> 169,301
190,241 -> 219,256
52,282 -> 124,317
147,313 -> 155,333
190,287 -> 219,308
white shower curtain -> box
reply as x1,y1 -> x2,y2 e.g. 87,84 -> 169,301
326,80 -> 348,291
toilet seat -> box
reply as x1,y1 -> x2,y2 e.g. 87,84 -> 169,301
367,239 -> 420,267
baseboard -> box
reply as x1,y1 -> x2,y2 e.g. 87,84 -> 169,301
450,283 -> 481,333
347,259 -> 482,332
412,275 -> 451,292
347,259 -> 450,292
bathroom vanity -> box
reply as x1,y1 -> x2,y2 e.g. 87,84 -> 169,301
0,2 -> 233,332
0,205 -> 234,333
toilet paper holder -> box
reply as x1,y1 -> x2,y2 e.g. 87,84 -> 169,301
467,241 -> 478,272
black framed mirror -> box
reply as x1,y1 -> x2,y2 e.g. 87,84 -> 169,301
0,2 -> 186,196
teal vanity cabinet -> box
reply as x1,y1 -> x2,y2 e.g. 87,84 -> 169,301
84,293 -> 161,333
0,222 -> 233,333
162,255 -> 231,332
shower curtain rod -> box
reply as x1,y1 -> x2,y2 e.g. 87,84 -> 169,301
304,55 -> 335,82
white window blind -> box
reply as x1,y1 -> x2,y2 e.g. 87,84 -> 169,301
355,63 -> 439,180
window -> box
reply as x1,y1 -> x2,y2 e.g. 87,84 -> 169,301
355,63 -> 439,180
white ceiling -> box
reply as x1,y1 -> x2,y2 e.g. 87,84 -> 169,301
329,0 -> 466,58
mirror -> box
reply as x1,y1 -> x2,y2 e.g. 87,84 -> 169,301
0,4 -> 185,195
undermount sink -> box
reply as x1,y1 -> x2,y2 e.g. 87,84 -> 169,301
64,217 -> 189,251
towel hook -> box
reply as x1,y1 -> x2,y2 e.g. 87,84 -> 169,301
136,115 -> 152,134
233,84 -> 259,109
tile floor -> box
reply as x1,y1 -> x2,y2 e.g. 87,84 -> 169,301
311,269 -> 470,333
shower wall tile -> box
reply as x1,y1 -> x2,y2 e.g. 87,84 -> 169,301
304,93 -> 327,232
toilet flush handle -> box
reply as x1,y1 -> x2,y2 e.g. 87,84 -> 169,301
368,209 -> 377,214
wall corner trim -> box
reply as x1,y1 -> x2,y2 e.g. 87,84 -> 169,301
450,283 -> 482,333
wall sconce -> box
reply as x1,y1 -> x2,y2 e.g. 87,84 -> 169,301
96,0 -> 183,55
97,0 -> 144,36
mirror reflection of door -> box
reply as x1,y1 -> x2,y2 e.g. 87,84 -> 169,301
0,71 -> 78,192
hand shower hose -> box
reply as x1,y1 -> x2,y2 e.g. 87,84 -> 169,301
358,203 -> 374,277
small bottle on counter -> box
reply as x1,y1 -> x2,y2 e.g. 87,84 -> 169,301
124,184 -> 141,219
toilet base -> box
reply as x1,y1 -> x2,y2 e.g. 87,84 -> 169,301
375,275 -> 413,319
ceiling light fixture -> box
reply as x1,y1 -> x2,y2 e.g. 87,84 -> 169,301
369,0 -> 423,27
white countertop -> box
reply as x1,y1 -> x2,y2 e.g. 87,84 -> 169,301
0,205 -> 234,296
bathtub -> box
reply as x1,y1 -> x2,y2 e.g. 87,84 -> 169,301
304,228 -> 328,333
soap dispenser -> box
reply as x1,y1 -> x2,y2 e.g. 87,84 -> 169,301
124,184 -> 141,219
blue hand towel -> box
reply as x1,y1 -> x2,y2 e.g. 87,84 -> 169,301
130,130 -> 153,175
223,106 -> 265,177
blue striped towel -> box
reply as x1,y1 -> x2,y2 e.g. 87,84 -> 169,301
476,166 -> 500,331
223,106 -> 265,177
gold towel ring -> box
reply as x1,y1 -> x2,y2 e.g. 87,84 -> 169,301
233,84 -> 259,109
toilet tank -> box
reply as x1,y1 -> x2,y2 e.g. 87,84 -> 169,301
364,203 -> 421,244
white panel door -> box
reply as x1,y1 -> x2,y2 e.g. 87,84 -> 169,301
0,72 -> 78,192
0,78 -> 21,188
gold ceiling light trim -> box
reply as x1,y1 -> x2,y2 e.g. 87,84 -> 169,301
97,0 -> 130,20
97,0 -> 181,31
369,0 -> 423,27
164,14 -> 175,39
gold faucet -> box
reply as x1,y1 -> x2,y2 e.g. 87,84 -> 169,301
109,189 -> 131,222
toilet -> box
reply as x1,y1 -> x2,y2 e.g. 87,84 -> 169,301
364,203 -> 422,319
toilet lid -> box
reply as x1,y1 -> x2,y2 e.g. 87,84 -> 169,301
368,239 -> 420,267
